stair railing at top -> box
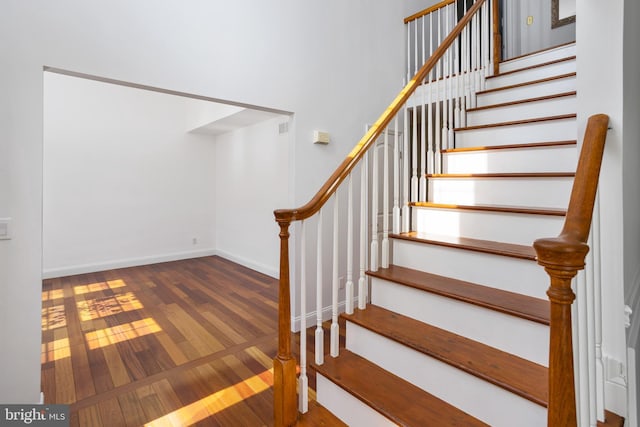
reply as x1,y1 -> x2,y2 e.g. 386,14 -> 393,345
534,113 -> 609,427
272,1 -> 495,425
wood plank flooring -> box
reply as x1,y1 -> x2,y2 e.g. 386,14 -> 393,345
41,256 -> 291,426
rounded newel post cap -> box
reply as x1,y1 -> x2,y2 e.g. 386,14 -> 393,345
533,236 -> 589,271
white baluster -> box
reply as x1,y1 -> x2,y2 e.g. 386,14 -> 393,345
359,158 -> 368,310
393,118 -> 401,234
315,210 -> 324,366
382,130 -> 390,269
463,12 -> 471,117
447,6 -> 455,148
459,26 -> 466,128
414,16 -> 419,77
402,107 -> 410,233
434,8 -> 442,174
488,0 -> 494,77
411,101 -> 419,203
442,11 -> 448,151
471,10 -> 479,108
422,15 -> 426,69
586,231 -> 598,426
454,13 -> 462,130
481,1 -> 490,86
407,21 -> 411,83
371,138 -> 379,272
299,220 -> 308,413
593,194 -> 605,421
441,4 -> 450,150
427,12 -> 435,175
346,174 -> 354,314
419,17 -> 427,202
330,194 -> 339,357
576,271 -> 589,427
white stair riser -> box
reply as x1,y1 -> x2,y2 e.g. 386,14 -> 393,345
429,177 -> 573,208
487,59 -> 575,90
444,145 -> 577,174
476,75 -> 576,107
499,44 -> 576,73
467,94 -> 576,126
316,374 -> 395,427
414,207 -> 564,246
371,277 -> 549,366
346,322 -> 547,427
455,117 -> 577,147
392,239 -> 548,299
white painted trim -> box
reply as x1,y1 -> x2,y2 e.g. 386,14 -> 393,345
604,354 -> 629,417
628,347 -> 638,427
627,267 -> 640,348
291,301 -> 347,333
42,248 -> 218,279
215,249 -> 278,279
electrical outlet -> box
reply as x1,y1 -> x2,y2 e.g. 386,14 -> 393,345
192,237 -> 198,245
527,15 -> 534,25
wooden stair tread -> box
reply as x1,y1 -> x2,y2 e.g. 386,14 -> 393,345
454,113 -> 576,132
467,91 -> 576,113
342,306 -> 549,406
368,264 -> 549,325
442,140 -> 576,154
487,55 -> 576,79
314,349 -> 488,426
597,410 -> 625,427
295,400 -> 347,427
427,172 -> 574,179
391,231 -> 537,260
500,41 -> 574,65
476,72 -> 576,95
410,201 -> 566,216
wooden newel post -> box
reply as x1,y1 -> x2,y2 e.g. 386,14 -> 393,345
273,219 -> 297,427
534,238 -> 589,427
491,0 -> 501,75
533,114 -> 609,427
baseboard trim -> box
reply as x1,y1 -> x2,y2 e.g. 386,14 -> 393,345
42,248 -> 219,279
214,250 -> 278,279
291,301 -> 349,333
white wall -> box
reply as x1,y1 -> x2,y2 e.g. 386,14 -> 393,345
43,73 -> 218,278
577,0 -> 631,418
0,0 -> 410,402
215,116 -> 290,278
623,0 -> 640,424
504,0 -> 575,59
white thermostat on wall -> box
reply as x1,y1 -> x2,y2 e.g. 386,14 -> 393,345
313,130 -> 330,145
0,218 -> 11,240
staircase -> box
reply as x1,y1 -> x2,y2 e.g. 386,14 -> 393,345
308,42 -> 578,427
273,3 -> 615,425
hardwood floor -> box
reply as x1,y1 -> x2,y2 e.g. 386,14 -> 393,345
41,256 -> 283,426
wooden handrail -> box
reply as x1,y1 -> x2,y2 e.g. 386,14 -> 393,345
274,0 -> 486,226
533,114 -> 609,427
404,0 -> 455,24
